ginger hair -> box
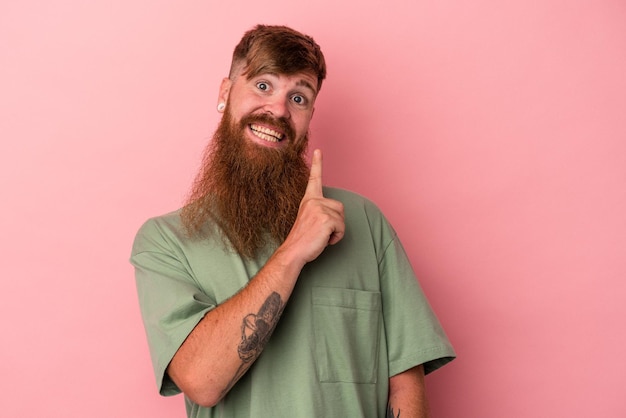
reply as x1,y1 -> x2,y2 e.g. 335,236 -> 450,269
229,24 -> 327,92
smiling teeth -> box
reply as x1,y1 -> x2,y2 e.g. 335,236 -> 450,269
251,124 -> 283,142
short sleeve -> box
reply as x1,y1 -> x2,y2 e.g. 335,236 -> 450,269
130,217 -> 215,396
365,202 -> 456,376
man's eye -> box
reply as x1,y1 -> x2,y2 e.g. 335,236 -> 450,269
256,82 -> 269,91
292,95 -> 305,105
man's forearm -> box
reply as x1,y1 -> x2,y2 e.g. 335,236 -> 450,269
220,290 -> 284,396
167,246 -> 305,407
388,365 -> 430,418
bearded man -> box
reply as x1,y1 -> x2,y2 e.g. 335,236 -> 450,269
131,25 -> 455,418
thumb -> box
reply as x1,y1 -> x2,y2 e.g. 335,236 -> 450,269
305,149 -> 324,197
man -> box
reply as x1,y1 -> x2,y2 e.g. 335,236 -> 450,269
131,24 -> 455,418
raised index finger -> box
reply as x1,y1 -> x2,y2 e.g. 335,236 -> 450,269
305,149 -> 324,197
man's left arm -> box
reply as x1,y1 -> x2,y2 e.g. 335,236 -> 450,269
387,364 -> 430,418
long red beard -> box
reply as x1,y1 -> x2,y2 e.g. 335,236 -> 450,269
181,106 -> 309,258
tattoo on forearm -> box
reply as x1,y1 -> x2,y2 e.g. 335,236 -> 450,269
221,292 -> 284,396
387,405 -> 401,418
238,291 -> 283,360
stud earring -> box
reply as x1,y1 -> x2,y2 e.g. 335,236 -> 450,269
217,103 -> 226,112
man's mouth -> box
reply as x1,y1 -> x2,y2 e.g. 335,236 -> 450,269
250,124 -> 284,143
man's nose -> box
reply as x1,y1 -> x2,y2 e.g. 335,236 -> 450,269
263,96 -> 291,119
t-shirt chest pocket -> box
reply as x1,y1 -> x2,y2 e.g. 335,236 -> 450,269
312,286 -> 382,384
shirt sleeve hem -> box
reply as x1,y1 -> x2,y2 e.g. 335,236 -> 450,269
389,345 -> 457,377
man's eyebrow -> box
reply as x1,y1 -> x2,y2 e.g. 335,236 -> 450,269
296,79 -> 317,95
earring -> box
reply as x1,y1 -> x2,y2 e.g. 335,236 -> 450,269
217,103 -> 226,112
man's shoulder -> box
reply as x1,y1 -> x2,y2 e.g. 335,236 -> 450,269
138,209 -> 184,233
131,209 -> 186,254
324,187 -> 397,241
323,187 -> 383,215
324,186 -> 369,204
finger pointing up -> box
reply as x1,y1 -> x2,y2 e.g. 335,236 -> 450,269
305,149 -> 324,198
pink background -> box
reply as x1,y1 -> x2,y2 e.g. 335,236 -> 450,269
2,1 -> 625,416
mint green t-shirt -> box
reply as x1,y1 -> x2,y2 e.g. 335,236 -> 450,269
131,188 -> 455,418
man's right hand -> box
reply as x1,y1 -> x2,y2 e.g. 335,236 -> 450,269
280,149 -> 345,266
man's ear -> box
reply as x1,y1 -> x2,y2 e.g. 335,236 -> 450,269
217,77 -> 232,111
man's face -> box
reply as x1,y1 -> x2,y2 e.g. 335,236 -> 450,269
218,69 -> 318,152
179,68 -> 317,257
